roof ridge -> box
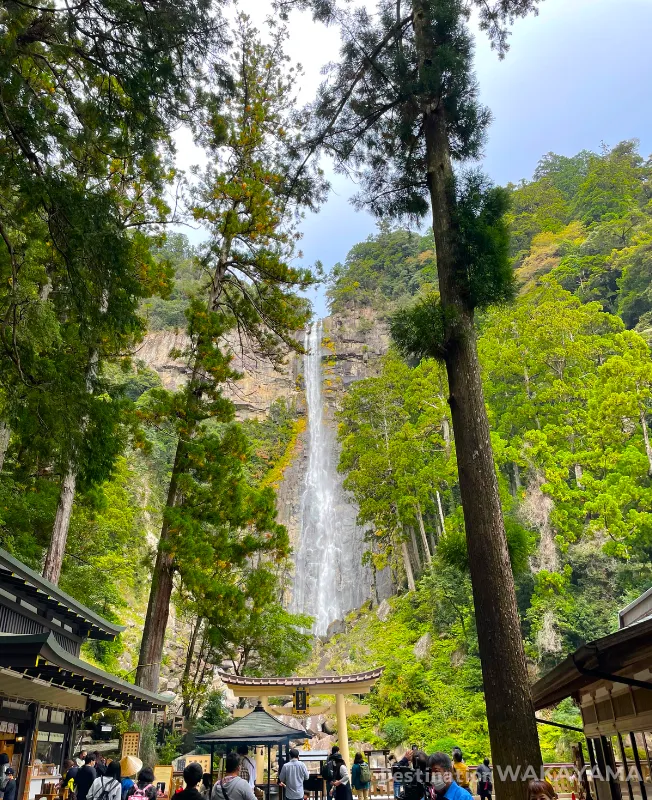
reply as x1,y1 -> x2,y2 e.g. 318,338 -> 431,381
216,667 -> 384,685
0,548 -> 125,639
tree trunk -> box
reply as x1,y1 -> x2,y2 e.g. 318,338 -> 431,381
574,463 -> 583,488
436,490 -> 446,539
42,467 -> 77,584
136,441 -> 185,694
135,244 -> 231,696
0,422 -> 10,472
413,1 -> 542,792
640,407 -> 652,476
409,524 -> 421,571
181,616 -> 202,719
42,290 -> 107,585
415,502 -> 432,563
401,539 -> 416,592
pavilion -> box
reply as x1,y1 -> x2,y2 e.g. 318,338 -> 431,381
195,703 -> 312,798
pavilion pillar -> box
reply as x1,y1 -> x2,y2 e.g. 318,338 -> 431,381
335,693 -> 349,767
255,697 -> 269,782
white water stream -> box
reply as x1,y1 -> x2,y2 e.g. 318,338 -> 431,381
291,320 -> 370,636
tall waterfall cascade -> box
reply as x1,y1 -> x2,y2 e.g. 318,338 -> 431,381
291,320 -> 370,636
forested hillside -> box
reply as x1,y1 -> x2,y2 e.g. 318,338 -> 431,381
320,141 -> 652,760
509,140 -> 652,340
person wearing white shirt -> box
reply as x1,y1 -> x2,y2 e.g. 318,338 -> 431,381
87,761 -> 122,800
237,746 -> 257,790
279,750 -> 309,800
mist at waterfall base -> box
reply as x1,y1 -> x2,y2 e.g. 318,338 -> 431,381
291,320 -> 371,637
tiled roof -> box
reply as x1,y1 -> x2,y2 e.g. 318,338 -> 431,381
217,667 -> 384,687
0,633 -> 170,710
0,548 -> 124,640
195,705 -> 312,744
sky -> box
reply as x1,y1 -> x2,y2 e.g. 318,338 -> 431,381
176,0 -> 652,317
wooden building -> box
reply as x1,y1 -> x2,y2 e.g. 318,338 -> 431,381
532,590 -> 652,800
0,548 -> 169,800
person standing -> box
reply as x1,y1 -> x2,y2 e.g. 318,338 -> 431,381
211,754 -> 256,800
61,759 -> 79,798
322,747 -> 340,798
475,760 -> 492,800
2,768 -> 16,800
77,752 -> 89,769
452,750 -> 470,795
119,756 -> 142,800
279,749 -> 309,800
94,754 -> 107,778
174,763 -> 205,800
88,760 -> 122,800
402,752 -> 428,800
428,753 -> 468,800
200,775 -> 212,800
330,753 -> 352,800
126,768 -> 158,800
392,753 -> 410,800
237,746 -> 257,792
351,754 -> 371,800
76,754 -> 98,800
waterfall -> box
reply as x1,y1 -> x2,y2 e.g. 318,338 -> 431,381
291,320 -> 370,636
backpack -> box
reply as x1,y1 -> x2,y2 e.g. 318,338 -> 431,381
321,762 -> 336,782
359,764 -> 371,784
131,785 -> 154,800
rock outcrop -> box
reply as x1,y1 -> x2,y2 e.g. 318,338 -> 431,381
136,329 -> 302,420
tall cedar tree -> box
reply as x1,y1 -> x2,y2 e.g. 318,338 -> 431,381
0,0 -> 224,582
291,0 -> 544,792
135,16 -> 323,696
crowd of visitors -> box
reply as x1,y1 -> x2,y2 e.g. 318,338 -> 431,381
53,744 -> 557,800
59,752 -> 156,800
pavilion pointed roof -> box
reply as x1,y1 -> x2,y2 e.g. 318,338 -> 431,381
194,704 -> 312,745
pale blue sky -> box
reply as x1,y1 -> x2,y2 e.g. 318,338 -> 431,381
294,0 -> 652,316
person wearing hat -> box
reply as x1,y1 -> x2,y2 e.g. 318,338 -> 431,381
330,753 -> 352,800
120,756 -> 143,800
2,768 -> 16,800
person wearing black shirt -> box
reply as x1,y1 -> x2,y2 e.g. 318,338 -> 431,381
61,759 -> 79,794
76,754 -> 98,800
3,768 -> 17,800
175,763 -> 205,800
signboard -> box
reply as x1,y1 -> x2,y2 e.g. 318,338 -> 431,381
175,755 -> 211,777
293,687 -> 309,715
121,732 -> 141,759
154,765 -> 174,795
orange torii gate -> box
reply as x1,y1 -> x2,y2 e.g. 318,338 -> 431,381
217,668 -> 384,769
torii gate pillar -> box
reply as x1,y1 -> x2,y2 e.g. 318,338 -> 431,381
335,691 -> 349,766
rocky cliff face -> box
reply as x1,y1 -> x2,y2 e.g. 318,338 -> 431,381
136,330 -> 302,419
136,308 -> 389,549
